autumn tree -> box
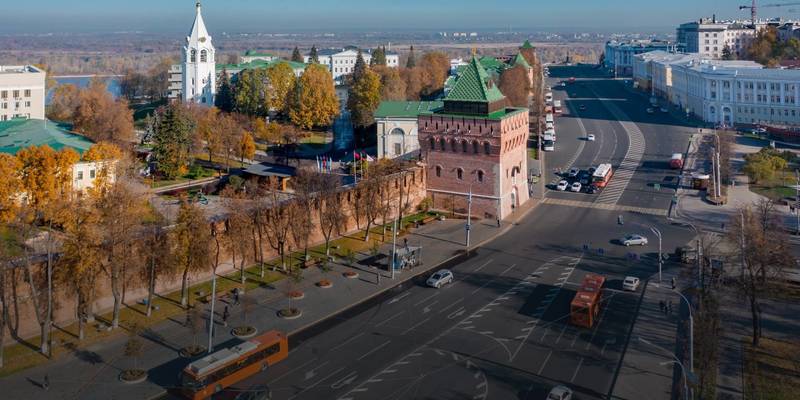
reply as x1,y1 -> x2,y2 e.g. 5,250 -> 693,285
406,45 -> 416,68
119,69 -> 146,101
233,68 -> 270,117
288,64 -> 340,130
418,52 -> 450,97
0,154 -> 22,222
262,191 -> 295,271
152,103 -> 195,179
72,78 -> 134,144
291,47 -> 303,63
16,145 -> 79,214
374,66 -> 407,101
215,69 -> 235,112
252,119 -> 280,144
347,68 -> 382,127
370,47 -> 387,66
266,62 -> 296,113
290,170 -> 321,263
354,170 -> 387,242
194,106 -> 221,163
217,113 -> 244,172
141,208 -> 172,317
47,83 -> 80,122
309,46 -> 319,64
221,192 -> 253,284
172,200 -> 212,307
82,141 -> 124,196
238,132 -> 256,164
499,65 -> 531,108
401,67 -> 424,100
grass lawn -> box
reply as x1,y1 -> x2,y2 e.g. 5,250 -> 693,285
743,337 -> 800,400
131,99 -> 167,122
150,165 -> 217,188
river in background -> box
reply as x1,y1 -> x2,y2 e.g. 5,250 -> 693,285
48,76 -> 121,104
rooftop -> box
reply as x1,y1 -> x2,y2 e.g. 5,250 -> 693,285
243,50 -> 275,57
374,101 -> 444,119
445,57 -> 505,104
0,65 -> 43,75
0,119 -> 93,156
421,106 -> 528,121
216,58 -> 306,72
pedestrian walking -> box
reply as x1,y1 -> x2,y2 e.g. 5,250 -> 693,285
496,218 -> 501,228
671,277 -> 676,290
659,300 -> 665,313
42,374 -> 49,391
233,288 -> 240,306
403,238 -> 408,248
668,301 -> 673,315
618,215 -> 624,225
222,306 -> 229,326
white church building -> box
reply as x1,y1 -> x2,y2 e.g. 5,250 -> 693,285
181,2 -> 216,105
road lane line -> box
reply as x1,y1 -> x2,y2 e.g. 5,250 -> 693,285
555,324 -> 568,344
388,292 -> 410,305
538,350 -> 553,375
357,340 -> 391,361
414,292 -> 439,306
472,259 -> 493,272
400,317 -> 431,335
585,296 -> 614,350
289,366 -> 346,400
269,358 -> 317,383
330,332 -> 365,352
375,311 -> 405,327
439,298 -> 462,314
570,357 -> 584,383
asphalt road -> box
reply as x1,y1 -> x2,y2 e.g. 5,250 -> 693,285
204,66 -> 695,400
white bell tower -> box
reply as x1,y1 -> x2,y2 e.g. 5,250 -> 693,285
182,1 -> 216,105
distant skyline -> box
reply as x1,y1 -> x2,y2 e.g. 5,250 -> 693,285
0,0 -> 792,34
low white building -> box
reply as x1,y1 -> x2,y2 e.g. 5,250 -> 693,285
634,51 -> 800,127
0,65 -> 45,121
306,47 -> 400,83
374,101 -> 442,159
240,51 -> 278,63
676,18 -> 764,59
603,40 -> 679,76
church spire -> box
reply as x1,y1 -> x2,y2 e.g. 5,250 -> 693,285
188,0 -> 210,43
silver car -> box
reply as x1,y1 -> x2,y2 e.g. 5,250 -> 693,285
547,385 -> 573,400
622,234 -> 648,246
427,269 -> 454,288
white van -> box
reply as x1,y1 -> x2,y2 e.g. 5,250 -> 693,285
545,128 -> 556,141
543,140 -> 555,152
545,113 -> 554,123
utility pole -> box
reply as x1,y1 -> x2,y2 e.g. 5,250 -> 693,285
650,226 -> 663,283
391,217 -> 397,280
795,170 -> 799,235
207,271 -> 217,354
466,183 -> 473,251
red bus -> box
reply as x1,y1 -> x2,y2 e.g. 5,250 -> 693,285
591,163 -> 613,188
179,331 -> 289,400
570,274 -> 605,328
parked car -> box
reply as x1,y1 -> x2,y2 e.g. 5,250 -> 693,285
547,385 -> 573,400
556,180 -> 569,191
568,167 -> 580,178
622,234 -> 648,246
622,276 -> 641,291
427,269 -> 454,288
586,184 -> 600,194
577,171 -> 591,185
646,107 -> 655,114
543,140 -> 555,152
660,107 -> 669,113
570,182 -> 582,192
587,133 -> 595,141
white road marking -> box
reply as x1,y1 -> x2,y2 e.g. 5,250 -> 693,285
375,311 -> 405,327
538,350 -> 553,375
357,340 -> 391,361
304,361 -> 330,381
269,358 -> 317,383
439,298 -> 463,314
387,292 -> 410,305
414,292 -> 439,306
472,259 -> 493,272
422,300 -> 438,314
555,324 -> 569,344
570,357 -> 584,383
470,264 -> 516,295
331,371 -> 359,390
330,333 -> 365,352
400,317 -> 431,335
290,366 -> 345,400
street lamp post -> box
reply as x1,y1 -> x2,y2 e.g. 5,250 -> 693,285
639,337 -> 694,400
650,226 -> 663,283
465,180 -> 477,251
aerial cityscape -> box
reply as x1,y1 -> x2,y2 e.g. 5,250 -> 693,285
1,1 -> 800,399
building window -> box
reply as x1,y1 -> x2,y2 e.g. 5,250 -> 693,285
477,170 -> 484,182
200,50 -> 208,62
473,141 -> 479,154
440,138 -> 447,151
429,137 -> 435,149
457,168 -> 463,180
77,171 -> 83,180
25,101 -> 30,107
24,89 -> 31,97
462,141 -> 468,152
0,91 -> 6,99
90,169 -> 96,179
484,142 -> 491,155
435,165 -> 442,177
12,90 -> 19,98
394,143 -> 401,155
190,49 -> 197,62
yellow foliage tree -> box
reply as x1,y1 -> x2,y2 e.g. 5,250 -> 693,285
0,154 -> 22,222
266,62 -> 296,113
83,142 -> 123,197
238,132 -> 256,164
288,64 -> 340,130
16,145 -> 79,212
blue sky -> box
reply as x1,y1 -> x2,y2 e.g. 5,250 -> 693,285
0,0 -> 786,33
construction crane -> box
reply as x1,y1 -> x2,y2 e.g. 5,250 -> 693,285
739,1 -> 800,26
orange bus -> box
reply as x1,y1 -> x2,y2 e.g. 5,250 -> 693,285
570,274 -> 605,328
179,331 -> 289,400
591,163 -> 614,188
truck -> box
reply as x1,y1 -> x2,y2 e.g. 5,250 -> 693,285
669,153 -> 684,169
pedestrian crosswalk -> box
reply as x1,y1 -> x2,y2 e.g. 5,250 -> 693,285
595,101 -> 645,206
542,197 -> 667,216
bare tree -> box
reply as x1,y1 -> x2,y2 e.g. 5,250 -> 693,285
172,201 -> 212,308
291,170 -> 321,263
141,211 -> 172,317
262,191 -> 295,272
222,192 -> 253,284
318,176 -> 346,257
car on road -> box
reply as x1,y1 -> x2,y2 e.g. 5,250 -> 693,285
622,234 -> 648,246
586,184 -> 600,194
427,269 -> 454,288
646,107 -> 655,114
587,133 -> 595,141
578,104 -> 586,111
568,167 -> 580,178
623,276 -> 641,291
570,182 -> 582,192
547,385 -> 573,400
543,140 -> 555,152
577,171 -> 591,185
556,180 -> 569,191
660,107 -> 669,113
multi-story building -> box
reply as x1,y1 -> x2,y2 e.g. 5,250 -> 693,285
603,40 -> 679,76
305,47 -> 400,83
240,50 -> 278,63
418,58 -> 529,220
374,101 -> 443,159
0,65 -> 45,121
181,1 -> 216,105
676,17 -> 763,59
634,50 -> 800,127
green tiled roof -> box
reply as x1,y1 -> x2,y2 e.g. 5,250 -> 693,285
521,40 -> 535,49
374,101 -> 444,118
243,50 -> 275,57
512,52 -> 531,69
420,107 -> 528,121
0,119 -> 93,156
216,58 -> 306,72
444,57 -> 505,104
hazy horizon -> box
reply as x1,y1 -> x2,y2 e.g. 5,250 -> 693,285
0,0 -> 779,34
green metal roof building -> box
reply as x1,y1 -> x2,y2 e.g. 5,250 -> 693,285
374,101 -> 443,119
0,119 -> 94,156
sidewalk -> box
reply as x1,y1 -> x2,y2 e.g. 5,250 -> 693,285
0,199 -> 540,400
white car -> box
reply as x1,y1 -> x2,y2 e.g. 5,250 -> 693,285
543,140 -> 555,152
622,234 -> 648,246
660,107 -> 669,113
556,180 -> 569,191
587,134 -> 596,141
646,107 -> 655,114
426,269 -> 454,288
623,276 -> 641,291
568,167 -> 580,178
547,385 -> 573,400
570,182 -> 582,192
